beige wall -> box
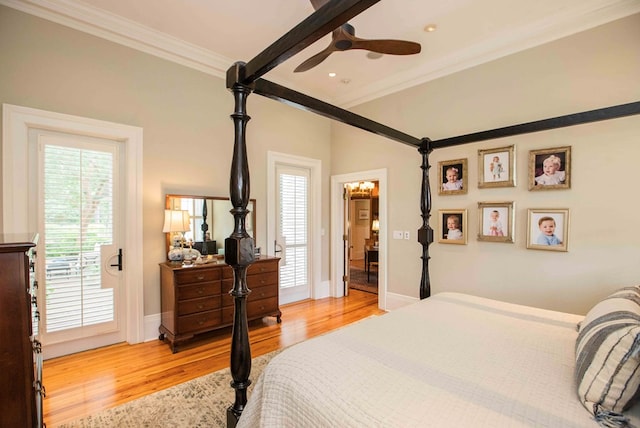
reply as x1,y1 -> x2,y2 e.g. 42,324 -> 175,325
0,6 -> 331,315
331,13 -> 640,314
2,5 -> 639,317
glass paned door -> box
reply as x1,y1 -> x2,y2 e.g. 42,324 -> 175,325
39,133 -> 124,351
276,165 -> 310,304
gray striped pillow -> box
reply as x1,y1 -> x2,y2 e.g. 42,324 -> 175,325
575,286 -> 640,425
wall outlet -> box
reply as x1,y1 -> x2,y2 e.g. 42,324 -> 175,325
404,231 -> 410,240
393,230 -> 403,240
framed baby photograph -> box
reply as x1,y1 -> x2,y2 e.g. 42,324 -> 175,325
477,201 -> 514,243
438,209 -> 467,245
528,146 -> 571,190
478,145 -> 515,188
438,158 -> 468,195
526,209 -> 569,252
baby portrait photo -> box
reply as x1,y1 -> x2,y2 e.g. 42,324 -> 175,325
438,158 -> 468,195
477,202 -> 514,243
529,146 -> 571,190
478,145 -> 515,188
438,209 -> 467,245
526,209 -> 569,252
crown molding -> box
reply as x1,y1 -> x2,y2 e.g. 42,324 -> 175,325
0,0 -> 232,78
2,0 -> 639,108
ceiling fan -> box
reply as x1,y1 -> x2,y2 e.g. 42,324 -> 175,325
294,0 -> 422,73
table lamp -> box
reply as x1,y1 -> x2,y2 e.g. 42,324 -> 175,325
372,218 -> 380,247
163,209 -> 190,261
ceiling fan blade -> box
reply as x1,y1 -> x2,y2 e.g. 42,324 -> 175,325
351,38 -> 421,55
309,0 -> 329,11
294,46 -> 336,72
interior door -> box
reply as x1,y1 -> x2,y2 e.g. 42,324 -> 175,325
37,131 -> 126,359
343,185 -> 351,295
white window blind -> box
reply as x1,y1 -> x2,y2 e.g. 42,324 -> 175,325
279,172 -> 309,289
43,144 -> 114,333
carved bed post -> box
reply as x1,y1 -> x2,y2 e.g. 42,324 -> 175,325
225,62 -> 256,428
417,137 -> 433,299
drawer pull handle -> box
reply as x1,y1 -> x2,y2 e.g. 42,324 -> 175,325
198,289 -> 204,294
261,280 -> 265,284
197,304 -> 204,309
196,276 -> 205,280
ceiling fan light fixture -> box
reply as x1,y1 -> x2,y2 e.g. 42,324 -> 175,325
328,72 -> 337,77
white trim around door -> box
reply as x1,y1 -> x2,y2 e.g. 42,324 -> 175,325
331,169 -> 387,310
2,104 -> 145,346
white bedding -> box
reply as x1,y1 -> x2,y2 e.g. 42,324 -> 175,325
238,292 -> 640,427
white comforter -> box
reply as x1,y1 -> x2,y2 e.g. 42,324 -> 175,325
238,292 -> 640,427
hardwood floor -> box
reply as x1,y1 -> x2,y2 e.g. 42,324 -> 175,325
43,289 -> 384,427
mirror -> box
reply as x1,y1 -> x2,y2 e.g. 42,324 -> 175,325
165,194 -> 256,256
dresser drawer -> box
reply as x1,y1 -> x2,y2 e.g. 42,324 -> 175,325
222,259 -> 279,279
174,268 -> 221,285
177,309 -> 222,332
250,283 -> 278,301
222,297 -> 279,325
221,271 -> 277,293
177,282 -> 221,300
222,282 -> 277,307
248,271 -> 278,287
177,296 -> 221,316
249,296 -> 278,315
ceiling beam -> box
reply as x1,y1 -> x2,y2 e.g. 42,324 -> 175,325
240,0 -> 380,85
253,78 -> 422,147
432,101 -> 640,148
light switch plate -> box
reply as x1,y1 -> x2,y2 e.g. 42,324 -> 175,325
393,230 -> 403,240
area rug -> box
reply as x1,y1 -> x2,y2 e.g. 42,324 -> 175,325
349,267 -> 378,294
57,350 -> 280,428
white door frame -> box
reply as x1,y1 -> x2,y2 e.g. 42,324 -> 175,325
331,169 -> 387,310
267,151 -> 322,300
2,104 -> 145,345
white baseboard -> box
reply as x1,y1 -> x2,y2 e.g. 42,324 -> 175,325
144,313 -> 161,342
314,280 -> 331,299
384,292 -> 419,311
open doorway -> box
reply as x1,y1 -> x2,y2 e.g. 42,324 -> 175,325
346,181 -> 379,294
330,168 -> 387,310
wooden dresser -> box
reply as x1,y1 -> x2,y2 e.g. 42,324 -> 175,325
0,234 -> 43,428
159,256 -> 281,352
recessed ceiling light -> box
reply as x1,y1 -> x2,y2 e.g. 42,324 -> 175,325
424,24 -> 437,32
328,72 -> 336,77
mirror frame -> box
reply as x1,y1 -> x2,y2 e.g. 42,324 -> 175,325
164,194 -> 256,257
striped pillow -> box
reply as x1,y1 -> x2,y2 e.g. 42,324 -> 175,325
575,286 -> 640,425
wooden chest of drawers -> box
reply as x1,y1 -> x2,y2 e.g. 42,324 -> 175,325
0,234 -> 42,428
159,256 -> 280,352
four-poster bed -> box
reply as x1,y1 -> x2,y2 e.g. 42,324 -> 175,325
222,1 -> 640,426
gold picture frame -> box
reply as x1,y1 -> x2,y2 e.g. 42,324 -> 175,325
438,158 -> 468,195
438,209 -> 467,245
528,146 -> 571,190
526,209 -> 569,252
478,145 -> 515,188
477,201 -> 514,243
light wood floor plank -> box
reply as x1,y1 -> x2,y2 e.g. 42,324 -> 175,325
43,289 -> 383,427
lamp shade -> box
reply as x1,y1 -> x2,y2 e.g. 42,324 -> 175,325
162,210 -> 190,233
372,219 -> 380,231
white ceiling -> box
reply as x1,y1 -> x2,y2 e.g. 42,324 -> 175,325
4,0 -> 640,107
